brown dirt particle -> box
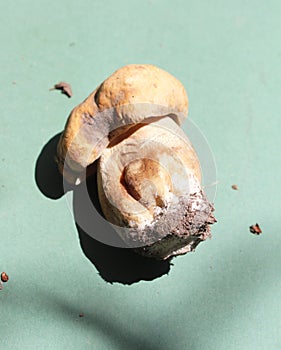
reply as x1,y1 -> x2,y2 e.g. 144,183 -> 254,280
1,272 -> 9,283
50,82 -> 72,98
249,223 -> 262,235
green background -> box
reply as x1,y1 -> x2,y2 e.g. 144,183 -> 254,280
1,1 -> 280,349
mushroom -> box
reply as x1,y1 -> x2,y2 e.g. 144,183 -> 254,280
57,64 -> 216,260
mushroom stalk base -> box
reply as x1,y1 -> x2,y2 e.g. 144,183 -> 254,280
119,191 -> 216,260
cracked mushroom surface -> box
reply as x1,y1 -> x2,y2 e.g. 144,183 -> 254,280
57,64 -> 216,259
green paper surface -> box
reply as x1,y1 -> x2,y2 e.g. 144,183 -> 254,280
1,1 -> 280,349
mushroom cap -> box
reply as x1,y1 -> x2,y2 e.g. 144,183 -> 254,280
57,64 -> 188,183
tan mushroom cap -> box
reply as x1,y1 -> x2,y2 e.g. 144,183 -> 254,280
57,64 -> 189,183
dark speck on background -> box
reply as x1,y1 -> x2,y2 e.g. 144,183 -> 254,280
250,223 -> 262,235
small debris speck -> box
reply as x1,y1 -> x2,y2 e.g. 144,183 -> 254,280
231,184 -> 238,190
79,313 -> 84,318
50,82 -> 72,98
1,272 -> 9,283
249,223 -> 262,235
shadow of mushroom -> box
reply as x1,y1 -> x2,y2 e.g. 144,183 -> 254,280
35,133 -> 171,285
35,133 -> 65,200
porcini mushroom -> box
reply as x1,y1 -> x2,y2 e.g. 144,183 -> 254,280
57,64 -> 216,260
